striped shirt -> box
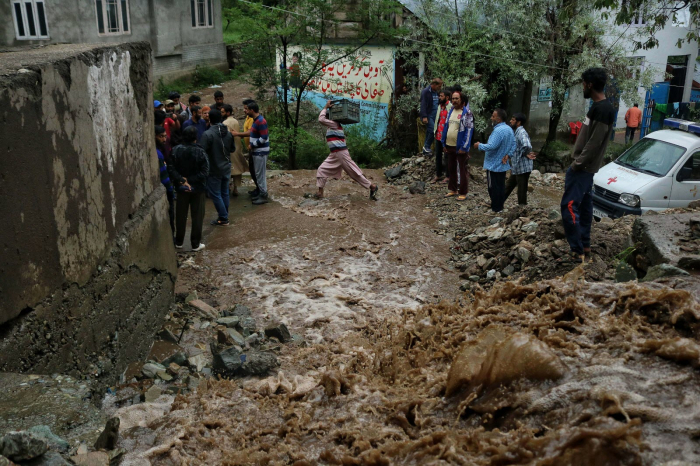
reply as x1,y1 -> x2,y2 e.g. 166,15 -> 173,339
249,114 -> 270,156
318,109 -> 347,152
510,126 -> 533,175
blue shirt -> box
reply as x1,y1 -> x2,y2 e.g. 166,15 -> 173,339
182,118 -> 208,142
478,122 -> 515,173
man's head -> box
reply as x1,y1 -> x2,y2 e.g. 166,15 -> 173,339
222,104 -> 233,118
209,109 -> 223,125
201,106 -> 211,122
243,98 -> 254,113
246,101 -> 260,117
169,91 -> 181,105
430,78 -> 443,92
155,125 -> 167,145
154,110 -> 166,126
491,108 -> 507,126
439,88 -> 451,104
165,100 -> 175,114
214,90 -> 224,105
633,103 -> 638,108
452,84 -> 463,93
190,105 -> 201,120
188,95 -> 202,107
154,100 -> 164,112
183,126 -> 198,144
451,91 -> 467,108
581,67 -> 607,99
510,112 -> 527,129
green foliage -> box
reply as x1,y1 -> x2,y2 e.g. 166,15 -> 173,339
345,125 -> 401,168
154,77 -> 193,101
191,66 -> 226,88
604,141 -> 631,165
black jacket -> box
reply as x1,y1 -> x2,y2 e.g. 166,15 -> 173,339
200,123 -> 234,177
168,143 -> 210,193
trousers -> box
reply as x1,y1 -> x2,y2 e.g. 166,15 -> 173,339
560,167 -> 594,255
253,154 -> 268,195
434,139 -> 446,178
625,126 -> 638,144
207,174 -> 230,220
487,170 -> 507,212
445,146 -> 469,195
317,149 -> 371,189
505,172 -> 531,205
175,191 -> 206,248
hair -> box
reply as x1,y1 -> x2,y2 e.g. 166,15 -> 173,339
452,84 -> 462,92
512,112 -> 527,125
168,91 -> 180,99
208,109 -> 223,124
201,106 -> 211,113
214,90 -> 224,98
248,101 -> 260,113
182,126 -> 198,143
154,111 -> 166,125
451,91 -> 468,106
222,104 -> 233,115
431,78 -> 443,85
188,95 -> 202,104
242,98 -> 254,106
439,88 -> 451,98
155,125 -> 166,136
190,105 -> 201,114
581,67 -> 607,92
494,108 -> 507,122
633,103 -> 639,107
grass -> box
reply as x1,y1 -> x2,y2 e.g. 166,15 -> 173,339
154,66 -> 230,101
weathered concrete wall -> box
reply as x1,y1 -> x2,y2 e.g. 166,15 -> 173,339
0,43 -> 177,380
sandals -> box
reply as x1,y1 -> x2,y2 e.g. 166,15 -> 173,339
555,251 -> 585,265
456,195 -> 467,201
445,191 -> 457,198
370,185 -> 379,201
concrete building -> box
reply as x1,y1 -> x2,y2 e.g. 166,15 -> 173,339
3,0 -> 228,80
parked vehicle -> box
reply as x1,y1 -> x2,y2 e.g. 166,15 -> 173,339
592,118 -> 700,219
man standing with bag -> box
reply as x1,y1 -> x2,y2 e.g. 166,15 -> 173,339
200,109 -> 234,226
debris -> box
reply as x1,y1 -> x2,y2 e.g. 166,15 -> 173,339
188,300 -> 219,319
216,316 -> 240,328
641,263 -> 690,282
408,181 -> 426,194
384,164 -> 403,179
0,431 -> 48,462
70,451 -> 110,466
27,426 -> 69,453
94,417 -> 119,451
615,261 -> 637,282
212,347 -> 279,377
144,385 -> 162,403
264,322 -> 292,343
141,362 -> 166,379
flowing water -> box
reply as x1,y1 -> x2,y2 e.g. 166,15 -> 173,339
110,171 -> 700,465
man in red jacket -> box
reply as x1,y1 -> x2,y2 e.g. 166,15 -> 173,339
624,103 -> 642,144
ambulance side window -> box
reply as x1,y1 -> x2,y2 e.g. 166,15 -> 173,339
684,152 -> 700,180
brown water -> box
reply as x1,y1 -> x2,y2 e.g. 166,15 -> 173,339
114,171 -> 700,466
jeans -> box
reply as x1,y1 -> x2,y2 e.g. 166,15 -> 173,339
560,167 -> 594,255
207,174 -> 231,220
434,139 -> 446,178
423,118 -> 435,152
625,126 -> 637,144
505,172 -> 531,205
175,191 -> 206,248
487,170 -> 507,212
166,190 -> 175,234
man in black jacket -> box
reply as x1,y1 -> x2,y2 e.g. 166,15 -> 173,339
201,109 -> 234,226
169,126 -> 210,251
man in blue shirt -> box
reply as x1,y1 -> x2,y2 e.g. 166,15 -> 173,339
474,108 -> 515,213
182,106 -> 208,143
419,78 -> 442,156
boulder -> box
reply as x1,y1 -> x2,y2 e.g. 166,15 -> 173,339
142,362 -> 166,379
521,222 -> 538,233
547,208 -> 562,221
408,181 -> 426,194
530,170 -> 543,180
27,426 -> 69,454
0,431 -> 48,462
615,261 -> 637,283
517,247 -> 531,263
216,316 -> 240,328
641,264 -> 690,282
264,323 -> 292,343
94,417 -> 119,451
188,299 -> 219,319
237,316 -> 257,336
384,165 -> 403,179
213,347 -> 279,377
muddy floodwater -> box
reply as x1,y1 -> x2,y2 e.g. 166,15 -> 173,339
106,170 -> 700,465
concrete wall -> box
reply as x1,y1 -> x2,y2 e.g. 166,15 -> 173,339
2,0 -> 227,79
0,43 -> 177,381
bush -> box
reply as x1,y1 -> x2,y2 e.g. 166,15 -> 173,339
191,65 -> 226,88
344,125 -> 401,168
603,141 -> 631,165
154,77 -> 192,101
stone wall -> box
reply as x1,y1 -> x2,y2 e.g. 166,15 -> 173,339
0,43 -> 177,381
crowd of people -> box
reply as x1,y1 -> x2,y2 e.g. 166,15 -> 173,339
154,90 -> 269,251
419,67 -> 615,265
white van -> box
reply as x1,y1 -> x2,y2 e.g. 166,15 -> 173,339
592,118 -> 700,219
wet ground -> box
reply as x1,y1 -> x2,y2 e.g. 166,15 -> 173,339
103,169 -> 700,466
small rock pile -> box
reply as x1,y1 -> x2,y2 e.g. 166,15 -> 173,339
677,216 -> 700,255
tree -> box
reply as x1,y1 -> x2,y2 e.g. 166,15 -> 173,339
233,0 -> 405,168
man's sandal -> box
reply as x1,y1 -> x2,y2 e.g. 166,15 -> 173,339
445,191 -> 457,198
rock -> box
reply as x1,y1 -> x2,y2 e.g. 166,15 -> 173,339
245,333 -> 261,346
547,208 -> 562,221
502,265 -> 515,276
70,451 -> 110,466
26,426 -> 69,454
184,290 -> 198,303
299,199 -> 319,207
476,255 -> 487,267
408,181 -> 426,194
487,228 -> 505,241
94,417 -> 119,451
641,264 -> 690,282
0,456 -> 9,466
141,362 -> 166,379
530,170 -> 542,180
213,347 -> 279,377
0,431 -> 48,462
615,261 -> 637,282
229,304 -> 252,317
521,221 -> 538,233
187,353 -> 208,372
415,157 -> 425,164
469,275 -> 480,282
144,385 -> 162,403
459,283 -> 470,292
264,323 -> 292,343
226,328 -> 246,346
23,450 -> 70,465
188,299 -> 219,319
212,346 -> 244,375
486,269 -> 497,280
147,341 -> 187,367
156,327 -> 179,344
156,371 -> 173,381
517,247 -> 531,263
216,316 -> 240,328
237,316 -> 257,336
167,363 -> 181,375
543,173 -> 558,184
489,217 -> 503,225
384,165 -> 403,179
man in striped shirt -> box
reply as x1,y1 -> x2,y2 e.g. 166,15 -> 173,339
504,113 -> 536,206
238,101 -> 270,204
314,100 -> 378,200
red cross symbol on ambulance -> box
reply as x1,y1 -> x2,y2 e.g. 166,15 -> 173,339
607,177 -> 618,185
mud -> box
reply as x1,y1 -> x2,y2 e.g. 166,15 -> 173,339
100,170 -> 700,466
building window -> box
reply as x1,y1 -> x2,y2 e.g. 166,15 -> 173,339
95,0 -> 130,35
12,0 -> 49,40
191,0 -> 213,28
631,9 -> 647,26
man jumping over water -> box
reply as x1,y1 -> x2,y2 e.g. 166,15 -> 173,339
315,100 -> 378,200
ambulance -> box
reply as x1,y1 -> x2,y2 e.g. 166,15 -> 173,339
592,118 -> 700,220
